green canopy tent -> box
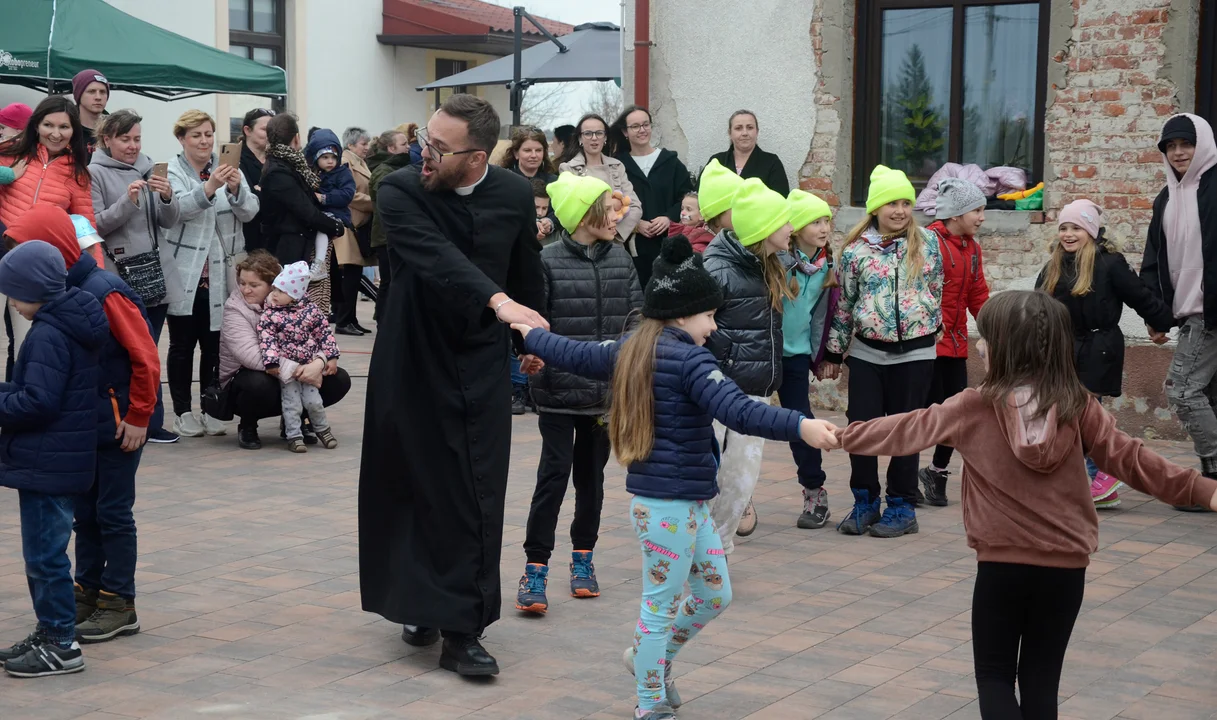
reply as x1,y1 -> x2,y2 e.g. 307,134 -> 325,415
0,0 -> 286,100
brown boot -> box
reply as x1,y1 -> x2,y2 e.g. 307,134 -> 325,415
75,591 -> 139,643
74,584 -> 98,625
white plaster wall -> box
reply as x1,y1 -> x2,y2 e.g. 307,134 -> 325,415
625,0 -> 817,186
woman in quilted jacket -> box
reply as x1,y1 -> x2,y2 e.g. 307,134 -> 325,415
0,96 -> 96,232
820,165 -> 943,540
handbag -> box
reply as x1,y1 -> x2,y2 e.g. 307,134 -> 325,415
201,378 -> 234,421
105,195 -> 168,306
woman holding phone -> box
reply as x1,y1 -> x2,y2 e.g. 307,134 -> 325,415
89,109 -> 182,443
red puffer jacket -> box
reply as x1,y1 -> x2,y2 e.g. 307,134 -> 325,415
0,144 -> 96,230
929,220 -> 989,358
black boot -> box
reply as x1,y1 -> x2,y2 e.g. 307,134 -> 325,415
238,425 -> 261,450
439,633 -> 499,676
511,388 -> 526,415
400,625 -> 439,647
918,467 -> 949,507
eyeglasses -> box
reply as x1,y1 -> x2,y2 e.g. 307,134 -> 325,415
627,122 -> 652,132
416,128 -> 479,163
580,130 -> 606,139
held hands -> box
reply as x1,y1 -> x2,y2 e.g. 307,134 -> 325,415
518,355 -> 545,375
1147,325 -> 1169,345
492,294 -> 550,331
815,362 -> 841,381
800,419 -> 841,451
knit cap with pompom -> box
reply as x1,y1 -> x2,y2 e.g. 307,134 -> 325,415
642,234 -> 724,320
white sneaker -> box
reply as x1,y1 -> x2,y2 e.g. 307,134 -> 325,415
172,412 -> 205,438
200,413 -> 228,436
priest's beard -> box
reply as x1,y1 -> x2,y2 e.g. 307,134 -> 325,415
422,160 -> 465,192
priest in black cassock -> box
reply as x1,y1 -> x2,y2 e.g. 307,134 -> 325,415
359,94 -> 548,677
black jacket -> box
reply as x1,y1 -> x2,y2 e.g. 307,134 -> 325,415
1038,246 -> 1174,397
618,149 -> 694,286
258,156 -> 344,257
238,144 -> 266,252
1141,166 -> 1217,328
702,229 -> 782,396
530,232 -> 643,413
705,146 -> 789,196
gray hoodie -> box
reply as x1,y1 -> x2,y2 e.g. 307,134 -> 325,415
88,149 -> 184,306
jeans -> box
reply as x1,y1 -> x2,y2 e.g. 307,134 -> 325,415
523,413 -> 610,565
146,303 -> 169,433
630,496 -> 731,711
846,357 -> 935,503
776,354 -> 826,490
927,356 -> 968,469
281,379 -> 329,439
709,396 -> 768,553
972,561 -> 1085,719
375,246 -> 391,323
228,367 -> 351,431
74,444 -> 142,600
19,490 -> 76,646
167,286 -> 220,417
510,350 -> 527,389
1164,315 -> 1217,461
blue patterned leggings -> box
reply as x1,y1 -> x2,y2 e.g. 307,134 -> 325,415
630,496 -> 733,710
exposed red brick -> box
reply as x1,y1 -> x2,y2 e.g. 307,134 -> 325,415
1104,104 -> 1127,117
1072,165 -> 1098,179
1130,9 -> 1164,24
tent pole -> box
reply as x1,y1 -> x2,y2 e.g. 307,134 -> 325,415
511,6 -> 523,127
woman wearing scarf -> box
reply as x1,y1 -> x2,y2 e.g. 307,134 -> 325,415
1141,114 -> 1217,511
256,113 -> 344,267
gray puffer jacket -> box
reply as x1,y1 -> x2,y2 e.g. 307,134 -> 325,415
529,231 -> 643,414
88,150 -> 184,306
702,229 -> 782,397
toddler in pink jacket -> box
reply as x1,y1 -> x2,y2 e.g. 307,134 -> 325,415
257,261 -> 341,453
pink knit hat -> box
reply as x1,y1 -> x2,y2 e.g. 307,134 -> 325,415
1057,199 -> 1102,240
272,261 -> 312,302
0,103 -> 32,131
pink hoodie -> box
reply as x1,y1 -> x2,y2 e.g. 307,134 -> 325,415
1161,113 -> 1217,319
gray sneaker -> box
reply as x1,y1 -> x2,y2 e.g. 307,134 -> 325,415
623,646 -> 681,708
76,592 -> 139,644
797,487 -> 830,529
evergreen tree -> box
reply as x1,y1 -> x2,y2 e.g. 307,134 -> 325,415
892,45 -> 946,175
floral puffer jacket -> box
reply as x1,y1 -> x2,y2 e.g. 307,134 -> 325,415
257,298 -> 340,380
824,226 -> 943,363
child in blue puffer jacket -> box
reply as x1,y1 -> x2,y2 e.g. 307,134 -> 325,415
514,235 -> 835,720
0,241 -> 110,679
303,128 -> 355,315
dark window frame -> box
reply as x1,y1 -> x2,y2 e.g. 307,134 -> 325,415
433,58 -> 470,110
1199,0 -> 1217,122
852,0 -> 1050,205
230,0 -> 287,115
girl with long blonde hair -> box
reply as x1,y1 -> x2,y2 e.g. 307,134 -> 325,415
512,235 -> 833,719
1035,199 -> 1174,508
701,177 -> 797,548
821,165 -> 943,539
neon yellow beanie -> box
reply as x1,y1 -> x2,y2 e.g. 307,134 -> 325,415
698,158 -> 744,221
865,165 -> 916,215
787,189 -> 831,232
546,172 -> 611,234
731,178 -> 792,247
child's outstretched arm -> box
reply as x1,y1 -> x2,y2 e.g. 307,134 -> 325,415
516,324 -> 616,381
684,349 -> 805,442
1108,252 -> 1175,333
838,393 -> 963,457
1082,398 -> 1217,509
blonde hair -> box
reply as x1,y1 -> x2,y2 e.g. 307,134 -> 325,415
609,318 -> 665,465
792,225 -> 840,290
173,110 -> 216,139
840,213 -> 925,275
579,190 -> 612,231
1040,229 -> 1117,297
747,242 -> 798,310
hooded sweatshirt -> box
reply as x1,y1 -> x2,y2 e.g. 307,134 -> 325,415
840,388 -> 1217,568
6,206 -> 160,429
1160,114 -> 1217,319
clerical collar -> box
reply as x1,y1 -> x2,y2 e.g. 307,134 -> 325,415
455,165 -> 489,196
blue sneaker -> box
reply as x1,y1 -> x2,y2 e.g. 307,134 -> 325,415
515,563 -> 549,614
570,550 -> 600,598
869,496 -> 920,538
836,488 -> 881,536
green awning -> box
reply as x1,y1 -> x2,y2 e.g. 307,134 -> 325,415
0,0 -> 286,100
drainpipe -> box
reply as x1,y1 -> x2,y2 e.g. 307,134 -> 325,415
634,0 -> 650,106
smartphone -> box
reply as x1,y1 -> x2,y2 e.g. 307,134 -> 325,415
151,162 -> 168,178
219,143 -> 241,168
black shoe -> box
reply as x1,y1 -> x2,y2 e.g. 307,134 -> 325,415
147,427 -> 180,444
511,390 -> 526,416
336,323 -> 364,336
918,467 -> 950,507
353,322 -> 372,334
401,625 -> 440,647
0,631 -> 44,662
439,634 -> 499,676
4,638 -> 84,678
238,427 -> 261,450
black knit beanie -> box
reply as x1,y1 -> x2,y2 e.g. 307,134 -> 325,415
1159,115 -> 1197,153
642,235 -> 723,320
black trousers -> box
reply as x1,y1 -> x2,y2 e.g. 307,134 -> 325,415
228,367 -> 352,430
334,264 -> 364,327
375,246 -> 391,323
167,286 -> 220,417
928,356 -> 969,469
845,356 -> 934,502
776,354 -> 826,490
523,413 -> 610,565
973,562 -> 1085,719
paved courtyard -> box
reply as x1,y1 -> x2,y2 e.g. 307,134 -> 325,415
2,329 -> 1217,720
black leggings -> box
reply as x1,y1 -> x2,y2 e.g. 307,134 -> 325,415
845,356 -> 934,502
928,356 -> 969,468
973,562 -> 1085,719
167,286 -> 220,417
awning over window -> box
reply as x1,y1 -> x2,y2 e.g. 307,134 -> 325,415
378,0 -> 573,55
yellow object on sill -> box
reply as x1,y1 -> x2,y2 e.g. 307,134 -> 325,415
997,182 -> 1044,201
